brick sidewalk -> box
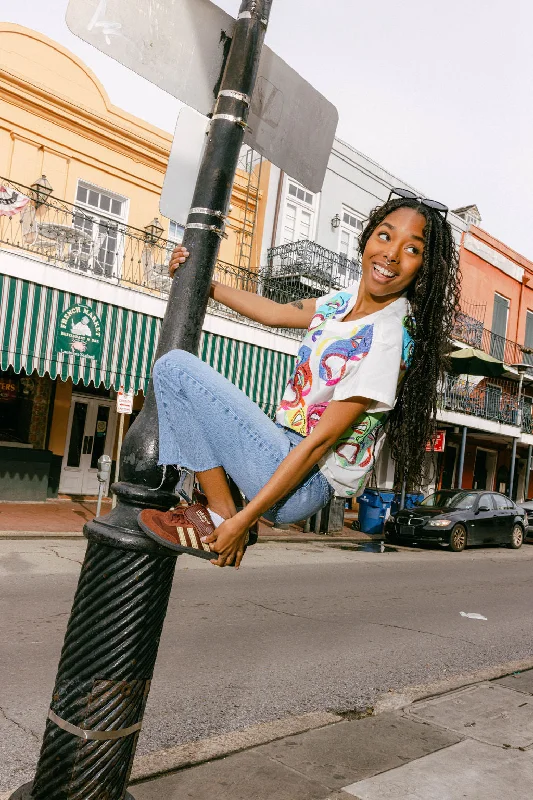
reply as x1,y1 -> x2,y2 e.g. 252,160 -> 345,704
0,499 -> 367,541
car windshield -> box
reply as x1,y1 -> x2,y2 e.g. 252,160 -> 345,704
419,492 -> 478,510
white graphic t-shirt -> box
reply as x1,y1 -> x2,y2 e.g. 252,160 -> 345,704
275,287 -> 414,497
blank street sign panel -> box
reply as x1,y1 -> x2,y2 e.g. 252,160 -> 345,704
67,0 -> 338,192
246,48 -> 338,192
160,106 -> 210,224
66,0 -> 234,116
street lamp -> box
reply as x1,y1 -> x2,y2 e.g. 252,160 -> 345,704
144,217 -> 164,245
30,174 -> 53,207
9,3 -> 273,799
331,213 -> 341,229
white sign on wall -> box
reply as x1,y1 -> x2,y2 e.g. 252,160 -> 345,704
117,388 -> 134,414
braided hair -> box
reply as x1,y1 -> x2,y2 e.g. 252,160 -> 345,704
358,198 -> 461,490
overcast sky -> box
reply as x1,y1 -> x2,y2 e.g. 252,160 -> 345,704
4,1 -> 532,258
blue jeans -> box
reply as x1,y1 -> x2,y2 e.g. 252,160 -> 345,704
152,349 -> 334,524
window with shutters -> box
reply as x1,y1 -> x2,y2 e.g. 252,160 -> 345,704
523,310 -> 533,366
280,180 -> 316,244
490,293 -> 509,360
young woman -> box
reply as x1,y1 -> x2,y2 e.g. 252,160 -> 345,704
139,189 -> 460,568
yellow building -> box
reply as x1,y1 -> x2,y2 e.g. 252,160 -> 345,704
0,23 -> 294,501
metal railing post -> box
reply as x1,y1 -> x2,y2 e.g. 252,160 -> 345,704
457,426 -> 468,489
10,3 -> 272,797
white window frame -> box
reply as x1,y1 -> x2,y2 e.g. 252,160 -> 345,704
168,220 -> 184,245
336,206 -> 364,284
73,180 -> 129,280
279,177 -> 317,245
338,206 -> 363,259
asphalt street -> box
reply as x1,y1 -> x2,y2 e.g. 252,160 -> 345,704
1,539 -> 532,791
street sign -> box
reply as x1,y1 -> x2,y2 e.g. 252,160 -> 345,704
117,387 -> 134,414
426,430 -> 446,453
67,0 -> 234,116
160,106 -> 210,224
244,47 -> 337,192
66,0 -> 338,191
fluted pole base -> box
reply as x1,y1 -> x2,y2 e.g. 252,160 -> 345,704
10,784 -> 136,799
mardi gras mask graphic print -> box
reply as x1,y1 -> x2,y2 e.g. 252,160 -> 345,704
318,325 -> 373,386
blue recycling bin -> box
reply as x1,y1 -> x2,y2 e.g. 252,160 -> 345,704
357,488 -> 396,534
390,492 -> 424,516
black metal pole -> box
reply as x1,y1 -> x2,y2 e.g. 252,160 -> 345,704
399,477 -> 407,511
11,3 -> 272,798
509,437 -> 518,500
457,425 -> 467,489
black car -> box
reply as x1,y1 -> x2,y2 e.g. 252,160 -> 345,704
384,489 -> 525,552
516,499 -> 533,541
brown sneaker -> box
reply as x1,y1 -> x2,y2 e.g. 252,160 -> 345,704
138,504 -> 216,560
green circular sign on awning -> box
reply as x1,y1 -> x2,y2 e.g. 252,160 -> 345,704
54,303 -> 103,361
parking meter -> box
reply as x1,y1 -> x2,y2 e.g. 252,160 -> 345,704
96,454 -> 112,517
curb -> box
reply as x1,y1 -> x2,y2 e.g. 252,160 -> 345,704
0,531 -> 84,539
3,659 -> 533,795
0,532 -> 372,543
373,657 -> 533,713
129,658 -> 533,785
258,535 -> 373,544
129,711 -> 341,784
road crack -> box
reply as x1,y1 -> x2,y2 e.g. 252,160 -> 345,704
45,546 -> 83,567
248,601 -> 318,621
0,704 -> 39,741
363,620 -> 476,645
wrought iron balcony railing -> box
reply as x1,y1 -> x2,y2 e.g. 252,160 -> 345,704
264,240 -> 361,302
452,311 -> 525,366
0,176 -> 181,295
438,374 -> 533,432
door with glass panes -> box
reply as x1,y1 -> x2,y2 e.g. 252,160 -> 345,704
59,395 -> 117,495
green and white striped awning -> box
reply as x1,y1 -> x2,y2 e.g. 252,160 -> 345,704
0,274 -> 296,416
199,331 -> 296,418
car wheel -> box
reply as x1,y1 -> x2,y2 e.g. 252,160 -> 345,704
509,524 -> 524,549
449,524 -> 467,552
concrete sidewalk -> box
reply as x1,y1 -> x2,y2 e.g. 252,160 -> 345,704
0,499 -> 369,543
128,669 -> 533,800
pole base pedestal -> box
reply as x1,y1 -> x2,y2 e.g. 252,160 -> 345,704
10,784 -> 136,799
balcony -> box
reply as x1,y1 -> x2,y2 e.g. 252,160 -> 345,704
452,311 -> 524,367
438,374 -> 533,433
264,240 -> 361,302
0,176 -> 178,295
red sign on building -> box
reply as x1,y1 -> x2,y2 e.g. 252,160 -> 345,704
426,430 -> 446,453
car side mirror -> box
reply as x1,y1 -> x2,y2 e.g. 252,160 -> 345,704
478,504 -> 491,512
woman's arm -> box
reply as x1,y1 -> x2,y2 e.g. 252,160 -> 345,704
169,246 -> 317,329
206,396 -> 372,567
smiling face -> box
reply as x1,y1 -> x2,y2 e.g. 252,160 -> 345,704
361,207 -> 426,299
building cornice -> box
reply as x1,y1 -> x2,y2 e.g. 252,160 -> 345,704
0,67 -> 171,173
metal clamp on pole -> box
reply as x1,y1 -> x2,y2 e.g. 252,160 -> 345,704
185,222 -> 228,239
211,113 -> 251,132
217,89 -> 251,105
189,207 -> 227,219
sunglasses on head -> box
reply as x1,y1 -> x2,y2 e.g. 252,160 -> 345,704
387,187 -> 448,221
